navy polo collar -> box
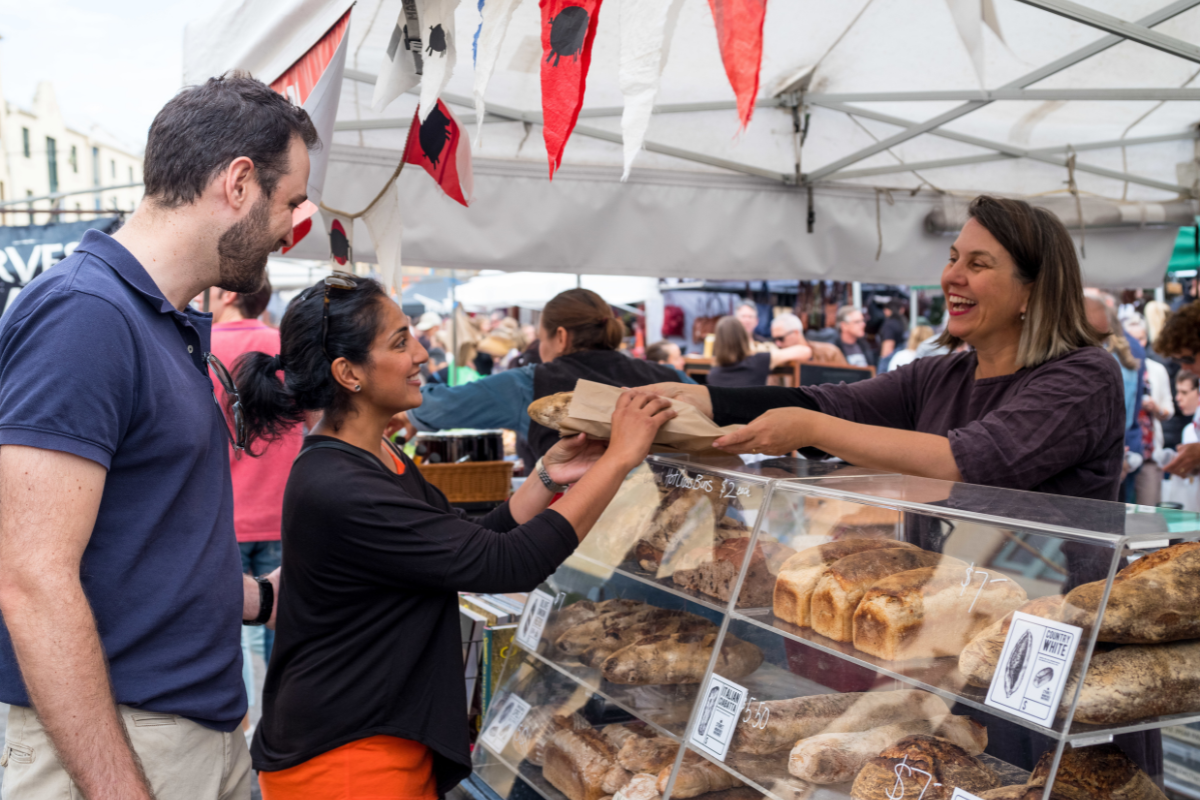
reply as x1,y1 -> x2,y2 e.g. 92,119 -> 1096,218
74,229 -> 186,318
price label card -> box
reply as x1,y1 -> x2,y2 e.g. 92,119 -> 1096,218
479,694 -> 532,753
951,789 -> 985,800
689,674 -> 748,761
985,610 -> 1082,727
515,589 -> 555,652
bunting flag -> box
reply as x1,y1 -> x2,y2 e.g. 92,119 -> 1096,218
403,100 -> 474,206
324,211 -> 355,269
706,0 -> 766,130
363,181 -> 403,294
540,0 -> 604,179
473,0 -> 525,146
618,0 -> 684,180
373,0 -> 424,112
418,0 -> 463,123
271,10 -> 351,249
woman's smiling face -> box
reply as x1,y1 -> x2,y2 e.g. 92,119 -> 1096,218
941,218 -> 1032,350
361,299 -> 428,413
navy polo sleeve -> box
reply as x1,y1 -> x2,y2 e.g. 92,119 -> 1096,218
0,289 -> 138,469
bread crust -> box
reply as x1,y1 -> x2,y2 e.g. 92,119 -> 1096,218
617,736 -> 679,773
657,752 -> 744,798
773,539 -> 916,627
1063,639 -> 1200,725
544,728 -> 621,800
850,735 -> 999,800
600,632 -> 762,685
673,539 -> 796,608
958,595 -> 1066,689
1028,744 -> 1167,800
851,565 -> 1027,661
513,709 -> 589,766
810,549 -> 951,642
529,392 -> 574,432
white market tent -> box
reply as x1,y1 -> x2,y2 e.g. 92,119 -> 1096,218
454,272 -> 662,310
184,0 -> 1200,289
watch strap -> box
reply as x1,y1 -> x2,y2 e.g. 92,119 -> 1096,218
245,575 -> 274,626
535,458 -> 568,493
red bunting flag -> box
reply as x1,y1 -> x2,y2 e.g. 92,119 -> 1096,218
707,0 -> 767,130
403,100 -> 474,206
539,0 -> 603,179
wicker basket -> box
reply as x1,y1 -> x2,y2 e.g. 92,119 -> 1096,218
418,460 -> 514,504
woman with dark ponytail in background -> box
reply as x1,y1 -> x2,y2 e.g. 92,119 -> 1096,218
403,288 -> 694,462
236,275 -> 675,800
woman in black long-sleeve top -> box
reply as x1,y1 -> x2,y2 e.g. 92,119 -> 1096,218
232,276 -> 675,800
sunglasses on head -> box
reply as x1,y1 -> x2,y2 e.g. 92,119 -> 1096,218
204,352 -> 246,456
301,272 -> 359,359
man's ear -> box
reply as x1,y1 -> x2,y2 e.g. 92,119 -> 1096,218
223,157 -> 256,212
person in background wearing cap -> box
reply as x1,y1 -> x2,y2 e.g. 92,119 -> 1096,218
415,312 -> 441,351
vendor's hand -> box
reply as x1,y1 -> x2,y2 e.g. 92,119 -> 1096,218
605,389 -> 677,469
1166,442 -> 1200,477
385,411 -> 416,442
543,433 -> 607,486
638,382 -> 713,419
713,407 -> 818,455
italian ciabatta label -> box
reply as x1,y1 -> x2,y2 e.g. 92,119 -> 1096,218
985,610 -> 1081,727
515,589 -> 555,652
480,694 -> 532,753
689,674 -> 748,761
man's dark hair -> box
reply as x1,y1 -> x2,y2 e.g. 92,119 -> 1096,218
143,72 -> 320,208
233,278 -> 273,320
645,341 -> 673,364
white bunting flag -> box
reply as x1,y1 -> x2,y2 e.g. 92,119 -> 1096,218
363,181 -> 404,295
373,2 -> 424,112
618,0 -> 685,180
418,0 -> 463,123
472,0 -> 524,146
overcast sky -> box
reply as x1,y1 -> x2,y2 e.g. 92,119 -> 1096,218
0,0 -> 197,151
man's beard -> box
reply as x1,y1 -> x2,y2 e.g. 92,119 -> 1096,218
216,194 -> 275,293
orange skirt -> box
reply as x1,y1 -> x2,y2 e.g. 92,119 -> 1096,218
259,735 -> 438,800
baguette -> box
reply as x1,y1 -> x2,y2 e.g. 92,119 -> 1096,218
617,736 -> 679,773
850,735 -> 999,800
1061,639 -> 1200,725
810,549 -> 952,642
614,774 -> 660,800
787,714 -> 987,784
556,605 -> 658,658
544,728 -> 621,800
773,539 -> 917,628
580,611 -> 715,668
1027,744 -> 1167,800
601,631 -> 763,685
1062,541 -> 1200,643
958,595 -> 1066,689
657,752 -> 743,798
529,392 -> 574,432
729,690 -> 951,755
673,539 -> 797,608
512,709 -> 589,766
852,565 -> 1027,660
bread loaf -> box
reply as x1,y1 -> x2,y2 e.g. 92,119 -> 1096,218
544,728 -> 621,800
852,565 -> 1028,660
810,549 -> 952,642
959,595 -> 1065,688
673,539 -> 797,608
657,752 -> 744,798
601,631 -> 762,685
512,709 -> 589,766
978,787 -> 1079,800
1063,541 -> 1200,643
580,611 -> 715,668
556,605 -> 659,657
1027,744 -> 1167,800
632,488 -> 729,576
617,736 -> 679,773
1062,639 -> 1200,725
787,715 -> 987,784
529,393 -> 574,432
602,724 -> 649,752
773,539 -> 917,628
729,690 -> 951,755
542,601 -> 600,650
614,774 -> 660,800
850,735 -> 1000,800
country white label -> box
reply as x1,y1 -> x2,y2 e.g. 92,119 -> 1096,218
985,610 -> 1082,727
951,789 -> 985,800
480,694 -> 532,753
515,589 -> 555,652
689,674 -> 748,761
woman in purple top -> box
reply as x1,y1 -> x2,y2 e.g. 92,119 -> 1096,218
648,195 -> 1124,502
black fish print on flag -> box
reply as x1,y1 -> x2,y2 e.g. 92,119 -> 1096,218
403,100 -> 474,206
416,0 -> 461,123
539,0 -> 604,179
427,24 -> 448,56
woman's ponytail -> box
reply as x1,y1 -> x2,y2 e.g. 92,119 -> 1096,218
233,350 -> 304,455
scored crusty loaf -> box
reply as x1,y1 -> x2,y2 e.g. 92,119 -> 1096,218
979,787 -> 1079,800
512,709 -> 590,766
617,736 -> 679,773
601,631 -> 763,685
556,604 -> 660,657
1059,639 -> 1200,725
602,724 -> 650,752
773,539 -> 917,628
542,601 -> 601,651
529,392 -> 574,432
852,565 -> 1028,661
787,714 -> 987,785
1062,541 -> 1200,643
614,774 -> 661,800
580,610 -> 715,668
657,751 -> 744,798
810,548 -> 952,642
544,728 -> 622,800
729,689 -> 951,755
959,595 -> 1066,688
632,488 -> 731,576
673,538 -> 797,608
1028,744 -> 1168,800
850,735 -> 1000,800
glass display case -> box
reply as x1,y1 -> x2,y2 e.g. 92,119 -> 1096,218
473,454 -> 1200,800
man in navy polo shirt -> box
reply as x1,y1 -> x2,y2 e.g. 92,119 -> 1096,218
0,74 -> 318,800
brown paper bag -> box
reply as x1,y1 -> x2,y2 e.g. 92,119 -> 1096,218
559,380 -> 743,452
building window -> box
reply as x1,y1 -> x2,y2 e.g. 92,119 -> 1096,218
21,128 -> 30,158
70,145 -> 78,173
92,147 -> 100,186
46,137 -> 58,195
110,160 -> 116,180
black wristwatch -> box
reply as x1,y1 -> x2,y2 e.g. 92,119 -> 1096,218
244,575 -> 274,626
